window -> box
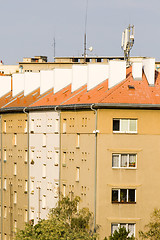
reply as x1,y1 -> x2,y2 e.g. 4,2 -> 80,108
112,189 -> 136,203
111,223 -> 135,237
30,150 -> 34,165
31,210 -> 34,220
24,150 -> 28,163
113,119 -> 137,133
30,119 -> 34,133
54,119 -> 59,133
24,180 -> 28,193
24,209 -> 28,222
42,195 -> 46,209
4,178 -> 7,190
24,120 -> 28,133
4,206 -> 7,218
63,184 -> 66,197
14,220 -> 17,233
3,120 -> 6,133
3,149 -> 7,163
14,191 -> 17,204
42,164 -> 46,178
54,182 -> 59,198
54,150 -> 59,166
63,119 -> 67,133
31,181 -> 34,194
112,154 -> 136,168
76,134 -> 80,148
42,133 -> 46,147
62,152 -> 66,166
13,133 -> 17,146
14,163 -> 17,176
76,167 -> 80,182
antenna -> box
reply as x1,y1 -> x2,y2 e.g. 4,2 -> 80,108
84,0 -> 88,63
121,24 -> 135,66
54,37 -> 56,62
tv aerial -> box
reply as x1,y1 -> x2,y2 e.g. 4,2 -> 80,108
121,24 -> 135,66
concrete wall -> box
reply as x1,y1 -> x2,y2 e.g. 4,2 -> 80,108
29,111 -> 59,224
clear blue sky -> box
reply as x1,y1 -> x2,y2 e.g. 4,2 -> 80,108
0,0 -> 159,64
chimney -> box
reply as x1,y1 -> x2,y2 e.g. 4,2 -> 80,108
132,62 -> 142,80
87,64 -> 109,91
108,60 -> 126,89
142,58 -> 155,85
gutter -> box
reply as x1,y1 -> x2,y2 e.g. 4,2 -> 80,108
90,104 -> 99,233
1,116 -> 2,240
23,107 -> 30,222
54,106 -> 61,203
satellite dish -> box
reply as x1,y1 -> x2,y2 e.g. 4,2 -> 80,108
89,46 -> 93,52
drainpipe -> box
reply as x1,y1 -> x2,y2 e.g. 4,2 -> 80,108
1,116 -> 3,240
23,107 -> 29,222
91,104 -> 99,233
54,106 -> 61,201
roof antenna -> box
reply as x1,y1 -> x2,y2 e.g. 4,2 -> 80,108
121,24 -> 135,66
52,36 -> 56,62
84,0 -> 88,63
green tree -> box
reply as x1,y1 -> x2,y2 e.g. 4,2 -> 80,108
107,227 -> 135,240
139,209 -> 160,239
16,196 -> 97,240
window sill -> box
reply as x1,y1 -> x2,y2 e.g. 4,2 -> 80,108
112,202 -> 136,204
113,131 -> 137,134
112,167 -> 137,170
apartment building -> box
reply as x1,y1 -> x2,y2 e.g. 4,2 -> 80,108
0,57 -> 159,239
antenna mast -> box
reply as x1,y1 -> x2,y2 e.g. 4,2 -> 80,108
121,24 -> 135,66
84,0 -> 88,63
53,37 -> 56,62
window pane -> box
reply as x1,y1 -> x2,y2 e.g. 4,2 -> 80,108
113,120 -> 120,131
128,189 -> 135,202
112,155 -> 119,167
128,224 -> 135,237
121,119 -> 128,132
129,119 -> 137,132
121,154 -> 128,167
120,189 -> 127,202
111,224 -> 118,235
120,224 -> 127,229
112,190 -> 118,202
129,154 -> 136,167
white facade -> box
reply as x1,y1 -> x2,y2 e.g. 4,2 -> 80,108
29,111 -> 59,224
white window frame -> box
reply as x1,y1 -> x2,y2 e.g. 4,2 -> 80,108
54,119 -> 59,133
63,119 -> 67,134
14,191 -> 17,204
42,133 -> 47,147
113,119 -> 137,134
30,119 -> 34,133
111,223 -> 135,237
24,119 -> 28,133
112,189 -> 136,203
3,149 -> 7,163
76,167 -> 80,182
42,195 -> 46,209
25,180 -> 28,193
112,153 -> 137,169
14,163 -> 17,176
24,209 -> 28,222
42,164 -> 46,178
13,133 -> 17,146
54,182 -> 59,198
3,178 -> 7,191
76,133 -> 80,148
3,120 -> 6,133
54,150 -> 59,166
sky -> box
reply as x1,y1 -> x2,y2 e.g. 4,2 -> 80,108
0,0 -> 159,64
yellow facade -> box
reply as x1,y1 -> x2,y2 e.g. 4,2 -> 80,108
60,108 -> 160,239
0,113 -> 28,240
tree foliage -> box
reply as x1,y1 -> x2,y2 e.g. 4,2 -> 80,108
139,209 -> 160,239
15,196 -> 97,240
107,227 -> 135,240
